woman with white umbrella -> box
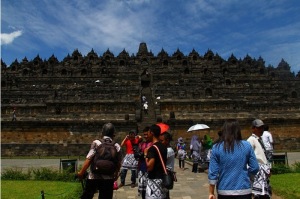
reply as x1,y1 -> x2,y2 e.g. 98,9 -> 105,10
190,135 -> 202,173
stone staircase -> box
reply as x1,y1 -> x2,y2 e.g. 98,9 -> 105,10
138,87 -> 157,132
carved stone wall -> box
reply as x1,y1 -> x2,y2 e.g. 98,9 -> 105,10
1,42 -> 300,155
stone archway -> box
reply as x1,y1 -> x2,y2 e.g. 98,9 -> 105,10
141,69 -> 151,88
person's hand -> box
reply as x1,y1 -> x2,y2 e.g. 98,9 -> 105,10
208,194 -> 216,199
77,172 -> 84,180
77,171 -> 88,180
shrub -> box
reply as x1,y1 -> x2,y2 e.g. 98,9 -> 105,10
1,167 -> 76,181
271,164 -> 292,174
291,161 -> 300,173
1,168 -> 31,180
32,167 -> 59,181
271,161 -> 300,174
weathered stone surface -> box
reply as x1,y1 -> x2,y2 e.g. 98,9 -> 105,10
1,42 -> 300,156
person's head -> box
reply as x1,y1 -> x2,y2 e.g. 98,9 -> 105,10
128,130 -> 136,140
160,132 -> 172,147
101,123 -> 116,138
149,124 -> 161,141
191,135 -> 198,141
220,119 -> 242,152
178,137 -> 184,144
142,126 -> 151,142
190,135 -> 199,145
252,119 -> 265,136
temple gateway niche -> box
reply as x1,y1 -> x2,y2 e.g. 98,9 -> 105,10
1,42 -> 300,156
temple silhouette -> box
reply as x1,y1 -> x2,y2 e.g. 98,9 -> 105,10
1,42 -> 300,156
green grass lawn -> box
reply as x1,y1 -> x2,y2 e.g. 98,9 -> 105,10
271,173 -> 300,199
2,173 -> 300,199
1,180 -> 82,199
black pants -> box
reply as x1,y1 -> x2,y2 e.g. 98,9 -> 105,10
218,194 -> 252,199
80,179 -> 114,199
253,195 -> 270,199
192,163 -> 198,173
179,159 -> 185,168
120,169 -> 136,185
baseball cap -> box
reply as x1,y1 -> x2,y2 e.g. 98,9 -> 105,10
252,119 -> 264,127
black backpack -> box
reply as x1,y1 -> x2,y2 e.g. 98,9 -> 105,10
92,138 -> 118,175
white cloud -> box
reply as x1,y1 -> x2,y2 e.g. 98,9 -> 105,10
1,30 -> 23,45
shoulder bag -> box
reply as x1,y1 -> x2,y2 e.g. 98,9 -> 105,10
153,145 -> 177,190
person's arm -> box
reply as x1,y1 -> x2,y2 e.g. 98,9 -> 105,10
77,158 -> 91,180
208,146 -> 218,199
121,135 -> 128,147
269,134 -> 274,149
248,146 -> 259,175
136,135 -> 143,143
208,184 -> 216,199
144,146 -> 155,171
145,156 -> 155,171
114,151 -> 122,180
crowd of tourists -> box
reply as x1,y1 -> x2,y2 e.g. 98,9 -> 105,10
77,118 -> 274,199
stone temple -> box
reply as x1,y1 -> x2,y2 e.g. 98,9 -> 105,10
1,42 -> 300,156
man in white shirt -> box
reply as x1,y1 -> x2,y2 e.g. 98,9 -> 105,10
261,125 -> 274,161
143,102 -> 148,115
247,119 -> 271,199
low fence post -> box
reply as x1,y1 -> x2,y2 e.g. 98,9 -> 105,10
41,190 -> 45,199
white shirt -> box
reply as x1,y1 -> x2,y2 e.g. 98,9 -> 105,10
247,134 -> 268,164
261,131 -> 273,151
143,103 -> 148,109
166,147 -> 175,171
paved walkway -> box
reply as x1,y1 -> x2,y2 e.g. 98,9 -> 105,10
106,162 -> 209,199
2,152 -> 300,199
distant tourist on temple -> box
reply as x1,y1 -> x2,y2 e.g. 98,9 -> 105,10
12,108 -> 17,121
143,102 -> 148,115
261,125 -> 274,161
142,95 -> 146,103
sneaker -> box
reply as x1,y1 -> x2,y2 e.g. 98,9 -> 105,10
131,183 -> 135,188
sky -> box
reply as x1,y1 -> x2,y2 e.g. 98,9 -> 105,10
1,0 -> 300,73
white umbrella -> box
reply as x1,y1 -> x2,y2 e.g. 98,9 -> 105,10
187,124 -> 210,132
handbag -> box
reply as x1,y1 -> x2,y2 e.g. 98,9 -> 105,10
153,145 -> 177,190
113,181 -> 118,190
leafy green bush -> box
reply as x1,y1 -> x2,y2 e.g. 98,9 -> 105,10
33,167 -> 59,181
291,161 -> 300,173
1,167 -> 76,181
1,168 -> 31,180
271,161 -> 300,174
271,164 -> 292,174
